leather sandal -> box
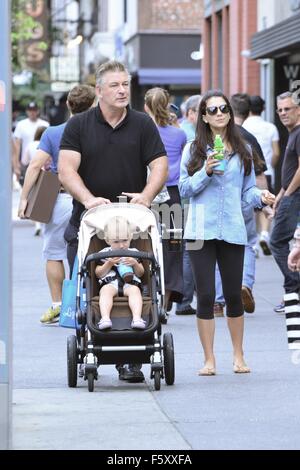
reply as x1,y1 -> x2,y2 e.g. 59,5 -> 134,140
198,366 -> 216,376
233,363 -> 251,374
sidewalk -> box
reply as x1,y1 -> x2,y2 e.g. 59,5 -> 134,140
12,197 -> 300,450
12,217 -> 190,451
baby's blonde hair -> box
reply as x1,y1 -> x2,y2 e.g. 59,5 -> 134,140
104,216 -> 133,242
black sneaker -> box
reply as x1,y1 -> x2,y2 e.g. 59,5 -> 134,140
117,364 -> 145,383
175,305 -> 196,315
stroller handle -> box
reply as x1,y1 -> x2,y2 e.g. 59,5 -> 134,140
85,249 -> 157,266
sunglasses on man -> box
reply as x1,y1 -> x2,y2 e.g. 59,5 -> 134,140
204,104 -> 230,116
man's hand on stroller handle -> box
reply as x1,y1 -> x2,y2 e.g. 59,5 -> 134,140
83,196 -> 111,210
121,192 -> 151,207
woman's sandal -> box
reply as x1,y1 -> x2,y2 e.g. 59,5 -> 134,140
198,366 -> 216,376
233,363 -> 251,374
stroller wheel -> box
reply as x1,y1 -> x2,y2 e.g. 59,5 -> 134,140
154,370 -> 161,391
67,335 -> 78,388
87,372 -> 94,392
163,333 -> 175,385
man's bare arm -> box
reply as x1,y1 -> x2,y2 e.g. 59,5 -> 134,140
285,157 -> 300,196
58,149 -> 110,209
144,156 -> 168,200
18,149 -> 51,218
123,155 -> 168,206
13,138 -> 21,179
271,141 -> 280,168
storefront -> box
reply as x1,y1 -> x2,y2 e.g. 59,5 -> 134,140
251,12 -> 300,190
124,32 -> 201,110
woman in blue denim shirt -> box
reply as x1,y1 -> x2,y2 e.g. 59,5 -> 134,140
179,90 -> 275,376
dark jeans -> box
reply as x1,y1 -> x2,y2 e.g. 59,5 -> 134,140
176,241 -> 195,310
189,239 -> 245,320
270,193 -> 300,294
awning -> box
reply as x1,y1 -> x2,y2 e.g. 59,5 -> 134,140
251,13 -> 300,59
137,68 -> 201,85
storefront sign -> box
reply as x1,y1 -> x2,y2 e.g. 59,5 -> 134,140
283,64 -> 300,90
24,0 -> 48,70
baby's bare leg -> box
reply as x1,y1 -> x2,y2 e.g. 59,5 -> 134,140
124,285 -> 143,321
99,284 -> 117,320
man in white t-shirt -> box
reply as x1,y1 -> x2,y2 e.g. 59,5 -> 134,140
13,101 -> 49,183
243,95 -> 280,255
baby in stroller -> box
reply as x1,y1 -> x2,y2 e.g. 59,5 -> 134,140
95,216 -> 146,331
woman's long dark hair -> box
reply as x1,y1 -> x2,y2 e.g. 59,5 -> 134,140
187,89 -> 252,176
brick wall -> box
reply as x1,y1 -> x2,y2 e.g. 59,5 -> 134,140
138,0 -> 203,31
202,0 -> 260,95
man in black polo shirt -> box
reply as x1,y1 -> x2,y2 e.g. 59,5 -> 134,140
270,91 -> 300,300
58,60 -> 168,382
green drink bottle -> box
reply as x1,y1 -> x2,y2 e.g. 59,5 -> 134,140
213,134 -> 225,175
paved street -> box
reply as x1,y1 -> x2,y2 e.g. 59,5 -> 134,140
12,193 -> 300,450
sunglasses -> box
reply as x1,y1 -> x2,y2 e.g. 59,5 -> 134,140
205,104 -> 230,116
276,106 -> 297,114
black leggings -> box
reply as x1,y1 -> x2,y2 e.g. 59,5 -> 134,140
188,240 -> 245,319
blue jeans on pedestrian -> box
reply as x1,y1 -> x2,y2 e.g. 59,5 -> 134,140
176,241 -> 195,311
215,205 -> 257,303
270,192 -> 300,294
242,205 -> 257,290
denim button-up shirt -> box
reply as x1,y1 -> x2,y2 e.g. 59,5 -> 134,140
179,142 -> 263,245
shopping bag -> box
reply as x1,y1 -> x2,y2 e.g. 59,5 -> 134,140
24,169 -> 61,223
60,256 -> 85,329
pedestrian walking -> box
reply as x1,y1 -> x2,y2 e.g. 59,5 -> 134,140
243,95 -> 280,255
58,60 -> 168,382
180,95 -> 202,142
18,85 -> 96,324
270,91 -> 300,300
175,95 -> 202,315
144,87 -> 186,310
13,102 -> 49,185
179,89 -> 275,375
214,93 -> 269,316
23,125 -> 48,236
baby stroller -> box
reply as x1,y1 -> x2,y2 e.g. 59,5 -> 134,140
66,202 -> 175,392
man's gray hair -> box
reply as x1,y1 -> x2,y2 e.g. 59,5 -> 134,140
95,60 -> 131,86
277,91 -> 298,104
185,94 -> 202,114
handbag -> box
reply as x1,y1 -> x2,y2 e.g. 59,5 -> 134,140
60,256 -> 86,329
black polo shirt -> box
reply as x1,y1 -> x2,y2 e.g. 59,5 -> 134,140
281,125 -> 300,190
60,105 -> 166,226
